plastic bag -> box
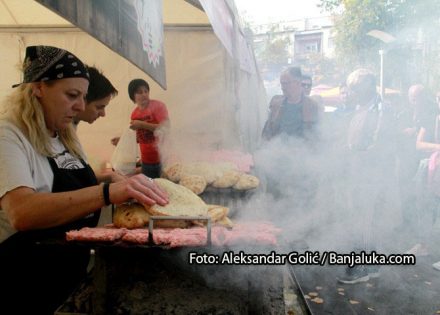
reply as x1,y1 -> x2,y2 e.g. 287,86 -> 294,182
110,128 -> 139,175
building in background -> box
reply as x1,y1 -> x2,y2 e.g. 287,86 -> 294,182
292,16 -> 335,59
250,16 -> 334,59
246,15 -> 335,98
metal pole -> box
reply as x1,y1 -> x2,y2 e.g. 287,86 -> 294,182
379,49 -> 384,99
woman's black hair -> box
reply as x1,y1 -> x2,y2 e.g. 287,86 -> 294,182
85,66 -> 118,102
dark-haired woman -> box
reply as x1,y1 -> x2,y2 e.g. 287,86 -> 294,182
0,46 -> 168,314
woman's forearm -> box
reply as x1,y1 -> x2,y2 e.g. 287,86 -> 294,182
95,169 -> 127,183
3,185 -> 105,231
2,174 -> 169,231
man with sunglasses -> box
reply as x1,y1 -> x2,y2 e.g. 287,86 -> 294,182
262,67 -> 321,141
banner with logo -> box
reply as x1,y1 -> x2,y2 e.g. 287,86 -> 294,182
36,0 -> 166,88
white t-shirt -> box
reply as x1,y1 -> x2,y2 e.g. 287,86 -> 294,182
0,120 -> 86,242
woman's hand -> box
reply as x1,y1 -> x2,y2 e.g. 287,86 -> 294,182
109,170 -> 127,183
109,174 -> 168,206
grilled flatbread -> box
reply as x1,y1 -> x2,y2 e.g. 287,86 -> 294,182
113,203 -> 149,229
193,204 -> 229,227
113,202 -> 190,229
179,174 -> 207,195
163,163 -> 184,182
183,162 -> 220,184
145,178 -> 209,217
217,216 -> 234,229
207,204 -> 229,222
233,174 -> 260,190
212,170 -> 241,188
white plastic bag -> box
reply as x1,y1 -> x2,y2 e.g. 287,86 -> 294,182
110,128 -> 139,175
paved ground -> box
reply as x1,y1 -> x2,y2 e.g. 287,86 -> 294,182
293,260 -> 440,315
290,225 -> 440,315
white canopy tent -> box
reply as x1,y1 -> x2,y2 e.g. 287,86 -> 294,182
0,0 -> 267,171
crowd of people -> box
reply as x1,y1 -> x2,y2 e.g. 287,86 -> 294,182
260,65 -> 440,284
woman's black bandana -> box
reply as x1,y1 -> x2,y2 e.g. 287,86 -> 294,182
12,45 -> 89,88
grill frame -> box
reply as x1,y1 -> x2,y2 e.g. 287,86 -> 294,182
90,245 -> 287,314
199,186 -> 258,216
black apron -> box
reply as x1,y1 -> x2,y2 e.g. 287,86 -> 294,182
0,155 -> 100,315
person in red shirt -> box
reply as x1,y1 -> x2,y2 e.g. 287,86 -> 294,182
128,79 -> 169,178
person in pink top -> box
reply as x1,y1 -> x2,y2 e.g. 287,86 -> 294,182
128,79 -> 169,178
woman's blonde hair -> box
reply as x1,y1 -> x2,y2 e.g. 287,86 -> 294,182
1,83 -> 84,159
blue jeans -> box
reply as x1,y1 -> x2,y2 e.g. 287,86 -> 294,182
141,163 -> 161,179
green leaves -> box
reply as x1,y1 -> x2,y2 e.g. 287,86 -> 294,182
319,0 -> 440,89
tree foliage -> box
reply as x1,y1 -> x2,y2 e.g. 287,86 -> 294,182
255,24 -> 291,66
319,0 -> 440,89
258,36 -> 291,65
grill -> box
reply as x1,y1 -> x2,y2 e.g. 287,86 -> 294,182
55,186 -> 313,314
199,186 -> 258,214
55,244 -> 289,314
54,235 -> 319,315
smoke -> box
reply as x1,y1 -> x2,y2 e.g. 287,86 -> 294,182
153,8 -> 440,309
157,122 -> 240,167
147,3 -> 440,313
237,129 -> 405,255
158,108 -> 408,256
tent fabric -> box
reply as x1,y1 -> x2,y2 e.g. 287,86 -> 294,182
0,1 -> 267,171
0,0 -> 210,26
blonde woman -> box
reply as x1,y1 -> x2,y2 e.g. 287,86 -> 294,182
0,45 -> 168,314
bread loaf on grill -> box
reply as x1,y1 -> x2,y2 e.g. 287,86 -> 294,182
179,174 -> 207,195
207,204 -> 229,222
212,170 -> 241,188
233,174 -> 260,190
145,178 -> 209,217
113,203 -> 149,229
163,163 -> 184,182
113,202 -> 191,229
